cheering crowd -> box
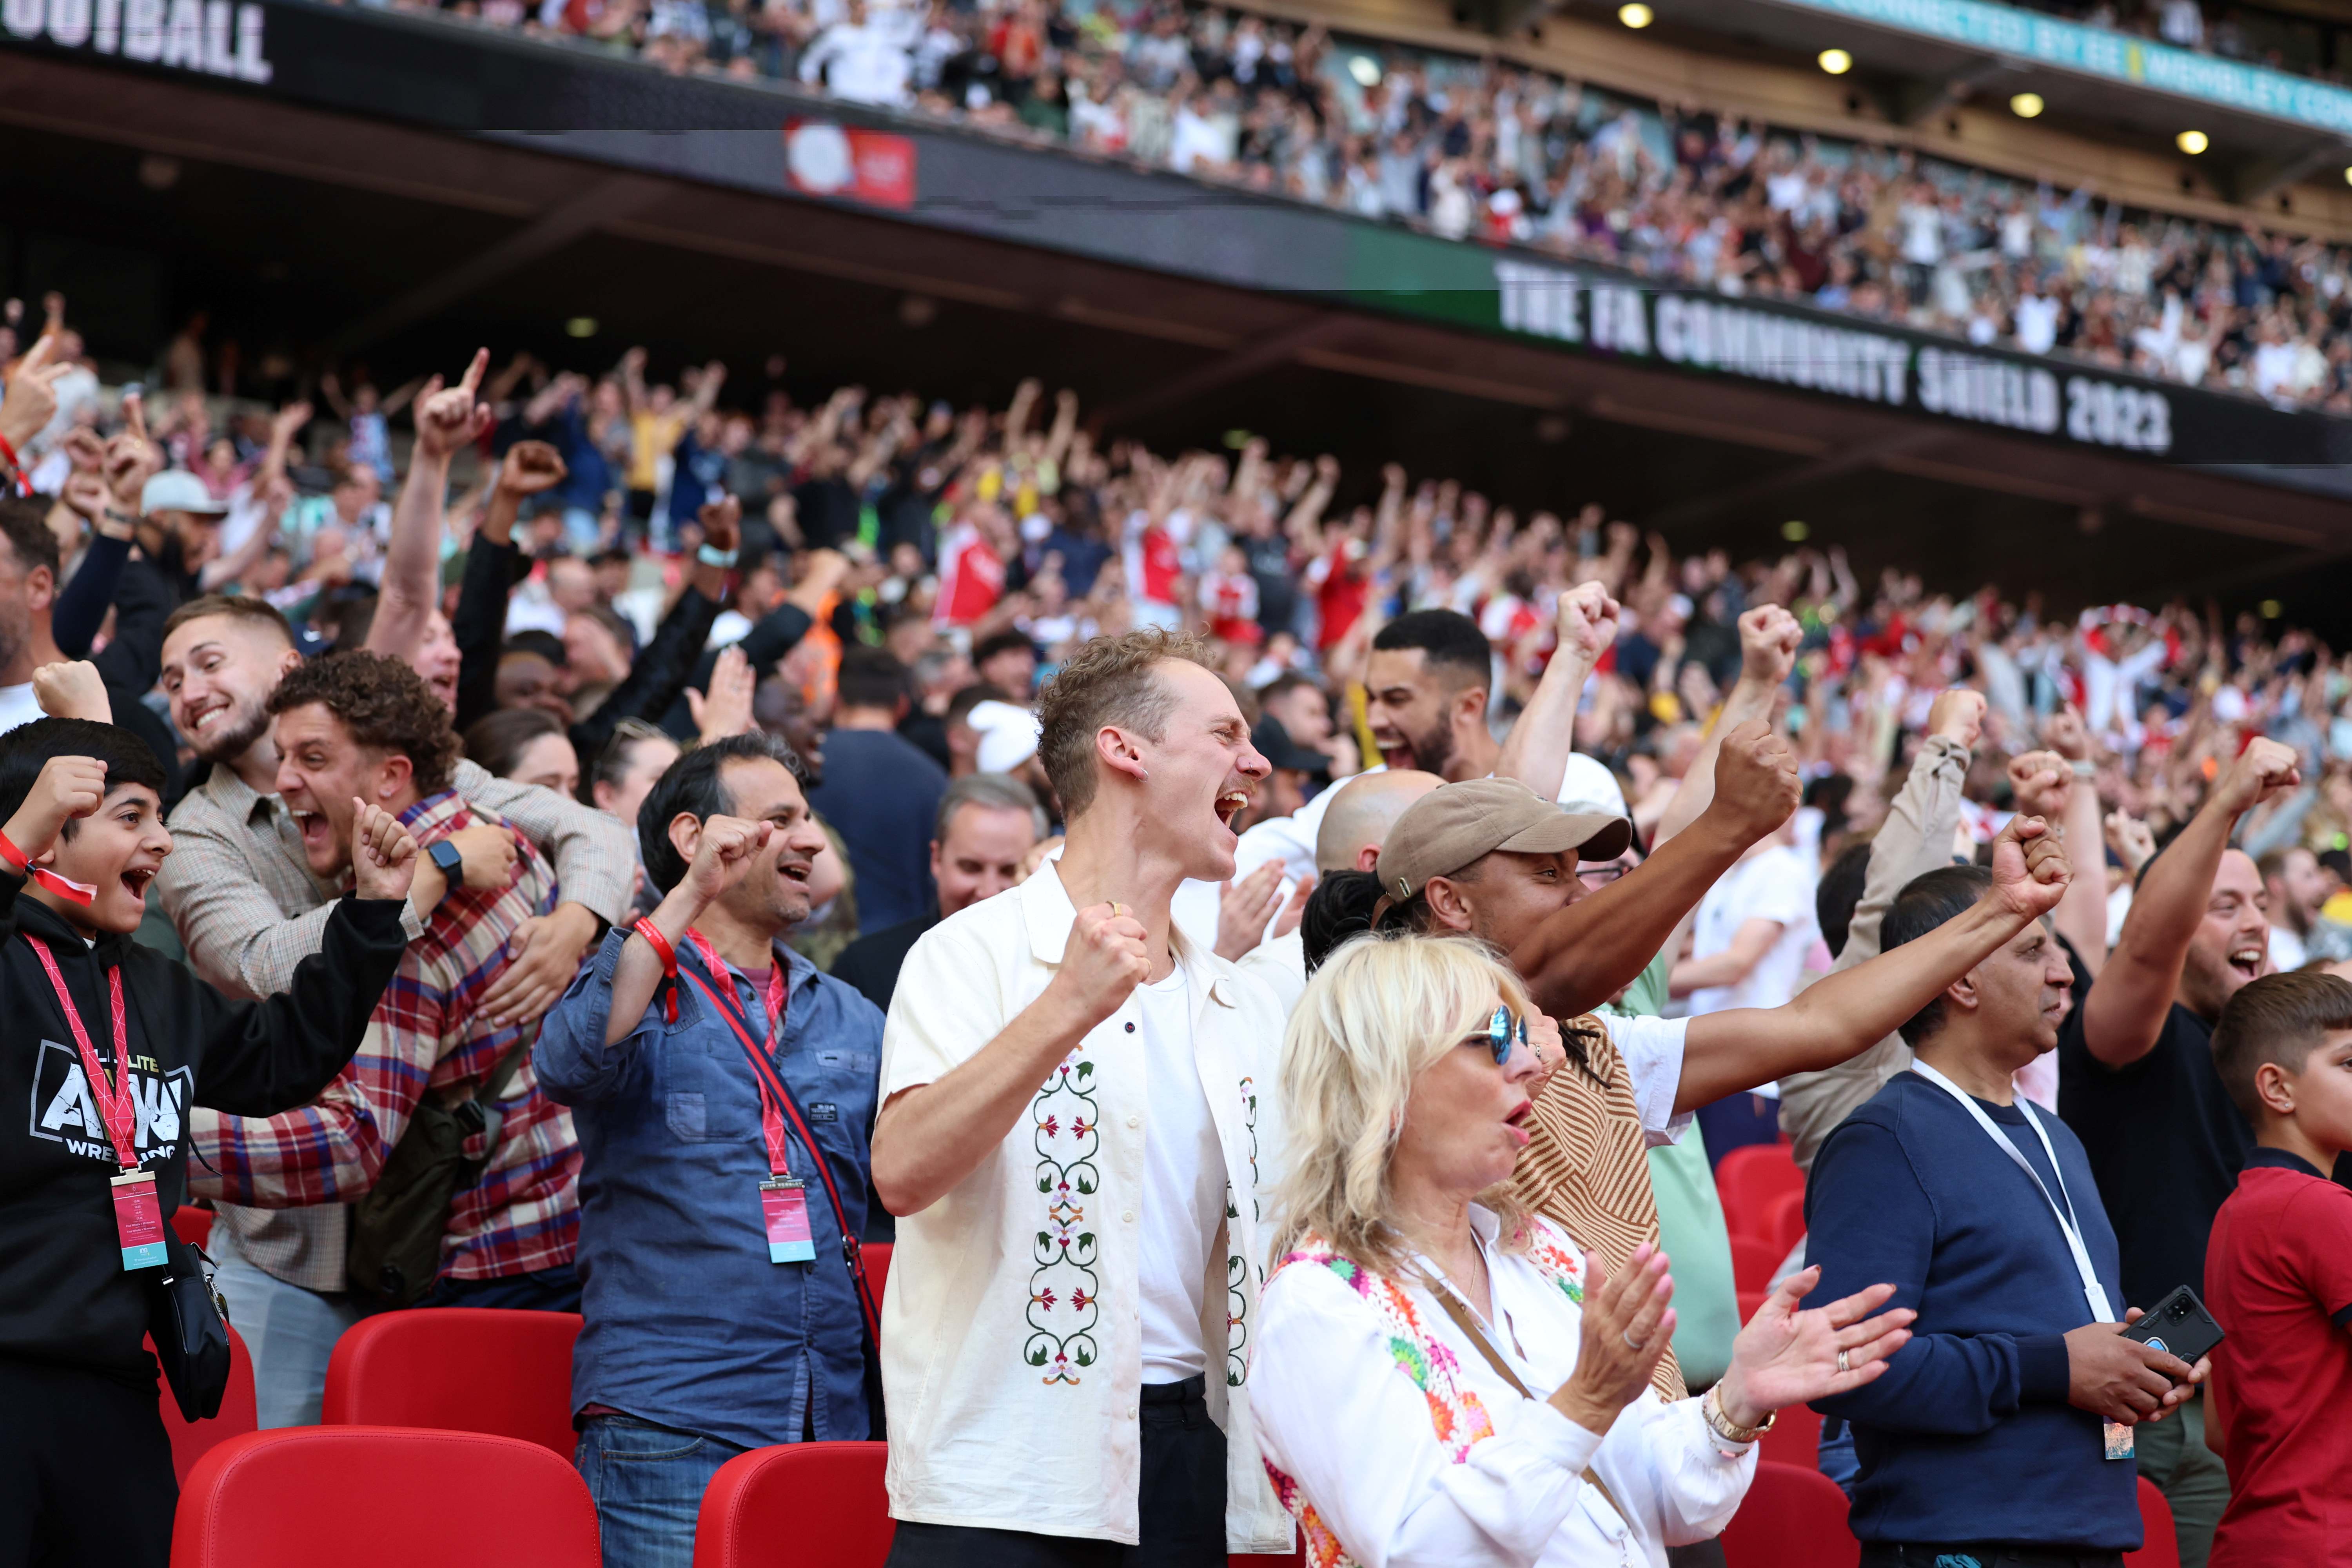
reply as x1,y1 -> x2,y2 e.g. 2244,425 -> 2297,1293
3,309 -> 2350,1568
418,0 -> 2352,412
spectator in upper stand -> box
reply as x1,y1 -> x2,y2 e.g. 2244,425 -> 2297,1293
1804,863 -> 2207,1565
831,771 -> 1046,1014
799,0 -> 915,108
536,732 -> 883,1568
806,646 -> 950,936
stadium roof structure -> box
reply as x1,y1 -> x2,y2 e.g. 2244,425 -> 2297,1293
1543,0 -> 2352,203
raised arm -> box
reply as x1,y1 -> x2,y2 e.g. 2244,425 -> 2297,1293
872,901 -> 1147,1217
452,439 -> 566,732
2008,712 -> 2110,980
2080,736 -> 2297,1068
1652,605 -> 1800,847
1512,721 -> 1800,1020
1673,815 -> 2070,1111
1493,581 -> 1618,803
369,348 -> 490,665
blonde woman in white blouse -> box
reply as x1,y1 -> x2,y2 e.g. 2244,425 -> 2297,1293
1252,934 -> 1916,1568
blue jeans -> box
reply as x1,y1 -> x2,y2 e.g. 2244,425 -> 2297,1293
209,1231 -> 370,1429
577,1414 -> 747,1568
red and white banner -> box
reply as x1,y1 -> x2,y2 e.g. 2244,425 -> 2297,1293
784,121 -> 916,209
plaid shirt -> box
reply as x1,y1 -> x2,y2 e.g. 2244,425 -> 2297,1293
188,790 -> 583,1283
160,756 -> 631,1291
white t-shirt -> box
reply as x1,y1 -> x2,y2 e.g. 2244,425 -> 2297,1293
1688,845 -> 1818,1025
0,682 -> 43,738
1136,965 -> 1225,1383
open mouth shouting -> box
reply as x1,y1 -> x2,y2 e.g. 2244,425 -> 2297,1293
1213,788 -> 1252,837
2227,942 -> 2264,984
778,858 -> 813,888
118,866 -> 157,909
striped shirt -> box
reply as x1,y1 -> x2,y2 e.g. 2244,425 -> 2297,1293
160,756 -> 631,1291
186,789 -> 584,1284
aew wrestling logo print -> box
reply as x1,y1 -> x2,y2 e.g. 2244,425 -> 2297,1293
26,1038 -> 191,1164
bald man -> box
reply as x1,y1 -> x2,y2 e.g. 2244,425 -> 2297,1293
1225,769 -> 1444,1010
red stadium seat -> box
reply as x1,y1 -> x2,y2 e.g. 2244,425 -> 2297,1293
1230,1550 -> 1305,1566
864,1241 -> 891,1310
1715,1145 -> 1803,1246
149,1325 -> 256,1482
322,1308 -> 582,1457
171,1205 -> 212,1249
1720,1459 -> 1857,1568
1757,1400 -> 1822,1471
2128,1476 -> 2182,1568
170,1426 -> 598,1568
692,1441 -> 892,1568
1765,1189 -> 1808,1256
1728,1234 -> 1782,1295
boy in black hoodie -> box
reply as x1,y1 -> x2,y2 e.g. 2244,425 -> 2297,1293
0,716 -> 417,1567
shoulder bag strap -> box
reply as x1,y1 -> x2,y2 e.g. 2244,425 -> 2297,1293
1417,1270 -> 1630,1529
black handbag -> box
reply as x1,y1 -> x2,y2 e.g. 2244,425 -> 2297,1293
146,1228 -> 232,1422
347,1038 -> 532,1308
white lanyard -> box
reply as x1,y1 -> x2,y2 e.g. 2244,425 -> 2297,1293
1911,1061 -> 2116,1325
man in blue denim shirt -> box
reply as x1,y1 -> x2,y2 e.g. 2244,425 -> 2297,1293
537,732 -> 883,1568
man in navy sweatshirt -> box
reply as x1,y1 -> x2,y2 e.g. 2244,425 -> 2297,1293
1805,862 -> 2211,1566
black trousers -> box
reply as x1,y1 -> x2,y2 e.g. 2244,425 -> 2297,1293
0,1357 -> 177,1568
1859,1546 -> 2127,1568
886,1376 -> 1227,1568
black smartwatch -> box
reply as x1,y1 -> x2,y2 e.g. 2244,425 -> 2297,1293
427,839 -> 465,881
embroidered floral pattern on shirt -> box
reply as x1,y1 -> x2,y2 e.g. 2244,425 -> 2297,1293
1027,1047 -> 1101,1384
1261,1220 -> 1588,1568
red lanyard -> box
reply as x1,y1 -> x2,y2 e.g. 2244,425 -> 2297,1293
681,930 -> 793,1177
25,937 -> 139,1171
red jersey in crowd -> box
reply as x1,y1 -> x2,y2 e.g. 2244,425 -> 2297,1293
1122,510 -> 1183,620
934,521 -> 1005,628
2205,1148 -> 2352,1568
1198,568 -> 1259,644
1310,539 -> 1370,651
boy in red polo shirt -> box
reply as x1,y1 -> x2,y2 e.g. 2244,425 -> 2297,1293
2205,969 -> 2352,1567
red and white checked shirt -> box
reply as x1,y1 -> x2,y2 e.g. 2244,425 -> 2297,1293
190,790 -> 581,1283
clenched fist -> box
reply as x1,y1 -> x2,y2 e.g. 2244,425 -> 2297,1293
1705,720 -> 1801,845
32,661 -> 110,724
2211,737 -> 2300,819
1,754 -> 107,862
1737,604 -> 1802,688
2007,750 -> 2073,821
681,813 -> 773,909
496,439 -> 568,499
1553,582 -> 1622,663
1054,902 -> 1151,1030
1987,814 -> 2071,922
1927,688 -> 1986,750
350,800 -> 421,903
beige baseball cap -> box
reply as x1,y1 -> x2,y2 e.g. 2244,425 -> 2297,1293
1375,777 -> 1634,904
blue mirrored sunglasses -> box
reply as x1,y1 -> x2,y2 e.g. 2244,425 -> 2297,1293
1475,1005 -> 1528,1066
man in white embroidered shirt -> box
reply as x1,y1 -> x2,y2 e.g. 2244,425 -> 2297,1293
874,628 -> 1293,1566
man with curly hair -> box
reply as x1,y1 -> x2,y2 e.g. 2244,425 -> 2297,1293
188,652 -> 583,1359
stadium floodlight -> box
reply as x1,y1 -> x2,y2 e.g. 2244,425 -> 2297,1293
1348,55 -> 1381,87
1817,48 -> 1852,75
1782,520 -> 1810,541
2010,93 -> 2044,119
1617,3 -> 1653,27
2260,599 -> 2283,619
2341,165 -> 2352,185
566,317 -> 598,338
2177,129 -> 2209,155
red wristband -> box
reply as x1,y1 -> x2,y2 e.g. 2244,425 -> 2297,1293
0,432 -> 18,473
631,918 -> 681,1022
0,829 -> 24,875
632,917 -> 678,975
